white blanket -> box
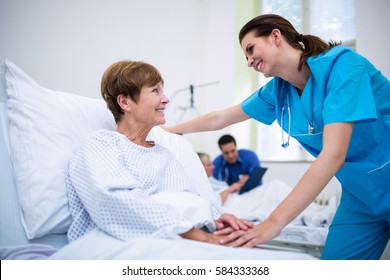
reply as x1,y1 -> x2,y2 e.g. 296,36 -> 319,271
49,228 -> 315,260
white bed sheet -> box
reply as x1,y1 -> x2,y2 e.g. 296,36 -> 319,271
50,228 -> 315,260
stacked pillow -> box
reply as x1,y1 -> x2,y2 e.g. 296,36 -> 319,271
1,60 -> 116,239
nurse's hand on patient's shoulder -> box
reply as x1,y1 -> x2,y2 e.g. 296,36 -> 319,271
218,219 -> 283,248
214,213 -> 253,232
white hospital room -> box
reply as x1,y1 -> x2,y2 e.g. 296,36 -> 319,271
1,0 -> 390,263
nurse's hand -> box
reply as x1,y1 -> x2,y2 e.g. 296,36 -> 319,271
215,213 -> 253,231
217,219 -> 283,248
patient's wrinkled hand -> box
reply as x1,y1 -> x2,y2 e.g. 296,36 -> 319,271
207,233 -> 233,246
180,227 -> 233,246
215,213 -> 253,232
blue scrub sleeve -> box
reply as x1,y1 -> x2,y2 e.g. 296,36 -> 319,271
241,80 -> 277,125
323,53 -> 378,125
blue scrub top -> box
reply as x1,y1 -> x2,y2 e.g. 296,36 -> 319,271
241,46 -> 390,214
212,149 -> 261,185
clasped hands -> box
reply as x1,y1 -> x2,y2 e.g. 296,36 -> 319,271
214,214 -> 283,248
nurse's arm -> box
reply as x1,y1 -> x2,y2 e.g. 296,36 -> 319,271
273,122 -> 353,224
219,122 -> 354,247
163,104 -> 250,134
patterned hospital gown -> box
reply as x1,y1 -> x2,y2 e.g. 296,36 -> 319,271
66,129 -> 220,242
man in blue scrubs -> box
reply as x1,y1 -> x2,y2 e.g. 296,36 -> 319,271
213,134 -> 261,190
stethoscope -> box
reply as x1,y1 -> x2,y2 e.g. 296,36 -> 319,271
218,167 -> 230,183
280,96 -> 291,148
280,92 -> 315,149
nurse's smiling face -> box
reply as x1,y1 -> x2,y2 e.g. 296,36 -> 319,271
241,30 -> 280,78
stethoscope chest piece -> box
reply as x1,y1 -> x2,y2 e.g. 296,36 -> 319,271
308,122 -> 314,134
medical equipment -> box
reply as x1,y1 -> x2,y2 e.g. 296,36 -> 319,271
169,80 -> 219,123
280,94 -> 291,148
280,92 -> 315,148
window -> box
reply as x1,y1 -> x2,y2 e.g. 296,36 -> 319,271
256,0 -> 355,161
262,0 -> 355,44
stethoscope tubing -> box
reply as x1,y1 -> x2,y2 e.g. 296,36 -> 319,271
280,93 -> 314,149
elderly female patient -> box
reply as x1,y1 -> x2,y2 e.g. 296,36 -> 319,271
65,60 -> 251,245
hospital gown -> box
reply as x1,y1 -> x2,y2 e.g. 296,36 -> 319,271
66,129 -> 220,242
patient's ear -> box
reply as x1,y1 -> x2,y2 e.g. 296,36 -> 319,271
117,94 -> 131,112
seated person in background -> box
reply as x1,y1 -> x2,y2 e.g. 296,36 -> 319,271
198,152 -> 247,205
213,134 -> 261,188
65,60 -> 251,245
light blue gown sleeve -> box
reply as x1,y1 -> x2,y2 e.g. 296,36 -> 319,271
66,133 -> 193,242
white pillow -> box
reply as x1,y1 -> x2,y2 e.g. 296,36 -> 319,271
3,60 -> 116,239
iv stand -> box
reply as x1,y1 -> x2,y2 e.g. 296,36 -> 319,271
170,80 -> 219,124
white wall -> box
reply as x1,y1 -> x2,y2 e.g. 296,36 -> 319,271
356,0 -> 390,78
0,0 -> 236,158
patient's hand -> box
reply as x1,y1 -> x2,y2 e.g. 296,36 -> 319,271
206,232 -> 233,246
215,213 -> 253,232
216,219 -> 284,248
180,227 -> 231,246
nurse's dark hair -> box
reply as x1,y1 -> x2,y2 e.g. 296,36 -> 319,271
239,14 -> 341,71
101,60 -> 164,123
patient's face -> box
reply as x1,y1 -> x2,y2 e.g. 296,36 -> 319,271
132,82 -> 169,127
221,143 -> 238,164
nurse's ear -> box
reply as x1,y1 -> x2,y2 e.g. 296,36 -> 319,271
117,94 -> 132,113
271,29 -> 282,47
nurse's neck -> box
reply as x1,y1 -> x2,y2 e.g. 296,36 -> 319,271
290,65 -> 310,97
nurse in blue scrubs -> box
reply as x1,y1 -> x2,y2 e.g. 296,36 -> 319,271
165,14 -> 390,259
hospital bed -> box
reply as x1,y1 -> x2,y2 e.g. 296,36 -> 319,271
0,60 -> 320,260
